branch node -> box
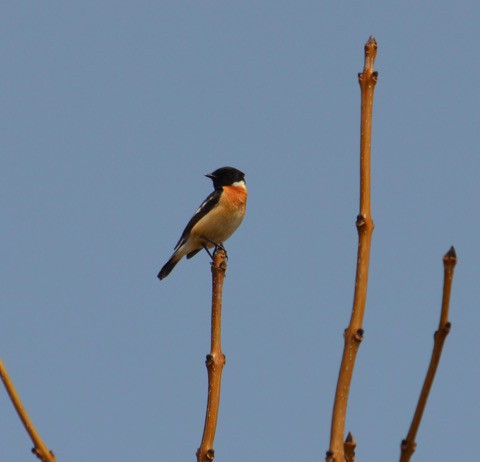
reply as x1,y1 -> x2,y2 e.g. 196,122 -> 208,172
434,322 -> 451,339
206,449 -> 215,460
354,328 -> 364,342
356,215 -> 366,228
401,438 -> 416,452
205,354 -> 213,367
443,322 -> 452,334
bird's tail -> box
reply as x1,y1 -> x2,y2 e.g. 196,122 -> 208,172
158,253 -> 181,280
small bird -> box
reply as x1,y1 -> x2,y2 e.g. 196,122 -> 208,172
158,166 -> 247,280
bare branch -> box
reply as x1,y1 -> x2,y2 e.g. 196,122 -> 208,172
197,248 -> 228,462
344,432 -> 356,462
326,35 -> 378,462
400,246 -> 458,462
0,359 -> 56,462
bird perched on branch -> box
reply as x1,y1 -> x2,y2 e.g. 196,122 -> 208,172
158,167 -> 247,280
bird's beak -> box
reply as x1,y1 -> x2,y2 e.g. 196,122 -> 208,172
205,172 -> 215,179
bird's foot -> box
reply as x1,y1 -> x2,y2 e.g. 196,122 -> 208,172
201,238 -> 228,260
215,242 -> 228,260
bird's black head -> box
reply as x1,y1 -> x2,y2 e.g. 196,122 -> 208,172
205,167 -> 246,189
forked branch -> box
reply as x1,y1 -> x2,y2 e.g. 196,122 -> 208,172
326,36 -> 378,462
196,248 -> 228,462
400,246 -> 458,462
0,359 -> 56,462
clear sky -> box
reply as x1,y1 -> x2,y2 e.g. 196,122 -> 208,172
1,2 -> 479,461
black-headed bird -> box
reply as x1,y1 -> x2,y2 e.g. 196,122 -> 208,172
158,167 -> 247,280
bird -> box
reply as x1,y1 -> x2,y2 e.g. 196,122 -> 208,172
158,166 -> 247,280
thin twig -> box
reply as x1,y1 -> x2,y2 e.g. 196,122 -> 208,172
0,359 -> 56,462
196,248 -> 228,462
326,36 -> 378,462
400,246 -> 457,462
344,432 -> 356,462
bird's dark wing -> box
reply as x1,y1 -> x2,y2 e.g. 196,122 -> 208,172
173,189 -> 221,251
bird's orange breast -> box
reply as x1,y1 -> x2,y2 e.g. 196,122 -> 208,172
190,184 -> 247,246
221,185 -> 248,213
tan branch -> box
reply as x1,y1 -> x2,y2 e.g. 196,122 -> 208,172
0,359 -> 56,462
344,432 -> 356,462
400,246 -> 457,462
326,36 -> 378,462
196,248 -> 227,462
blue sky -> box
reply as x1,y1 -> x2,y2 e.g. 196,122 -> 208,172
1,2 -> 479,461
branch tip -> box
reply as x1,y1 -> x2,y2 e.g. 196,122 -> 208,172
345,432 -> 355,444
344,432 -> 357,462
443,246 -> 457,265
363,35 -> 378,72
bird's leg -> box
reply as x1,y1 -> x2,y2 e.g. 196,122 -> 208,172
202,244 -> 215,261
201,237 -> 228,260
